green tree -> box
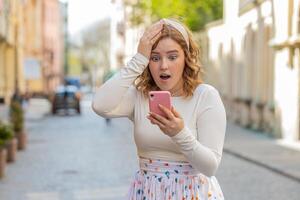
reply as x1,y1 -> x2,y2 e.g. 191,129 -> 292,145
127,0 -> 223,31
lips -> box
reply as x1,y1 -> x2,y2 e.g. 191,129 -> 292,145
159,73 -> 171,80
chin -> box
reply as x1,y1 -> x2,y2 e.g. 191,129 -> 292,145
154,79 -> 176,91
157,85 -> 173,91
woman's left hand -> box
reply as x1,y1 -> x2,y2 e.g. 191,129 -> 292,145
147,105 -> 184,137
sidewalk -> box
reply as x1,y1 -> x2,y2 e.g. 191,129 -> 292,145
224,122 -> 300,183
0,104 -> 9,122
0,98 -> 50,123
24,98 -> 300,183
25,98 -> 51,120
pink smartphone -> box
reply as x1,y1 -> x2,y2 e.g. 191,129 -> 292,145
149,91 -> 171,118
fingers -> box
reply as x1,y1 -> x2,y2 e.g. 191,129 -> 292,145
158,104 -> 174,120
150,31 -> 162,45
138,20 -> 164,58
147,115 -> 166,128
147,106 -> 184,137
149,111 -> 169,125
171,106 -> 181,118
144,20 -> 164,40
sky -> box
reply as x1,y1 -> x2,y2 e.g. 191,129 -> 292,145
60,0 -> 112,36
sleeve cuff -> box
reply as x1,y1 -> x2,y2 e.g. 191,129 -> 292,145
171,126 -> 194,141
134,53 -> 149,66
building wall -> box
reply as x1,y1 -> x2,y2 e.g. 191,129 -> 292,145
271,0 -> 300,141
0,0 -> 60,101
202,0 -> 300,142
0,0 -> 63,122
59,2 -> 68,78
23,0 -> 44,93
124,1 -> 147,63
42,0 -> 63,93
110,0 -> 125,70
0,0 -> 25,104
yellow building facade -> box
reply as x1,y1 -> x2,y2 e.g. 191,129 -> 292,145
0,0 -> 63,111
0,0 -> 25,104
22,0 -> 44,93
202,0 -> 300,143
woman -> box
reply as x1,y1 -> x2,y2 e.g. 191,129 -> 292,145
92,18 -> 226,200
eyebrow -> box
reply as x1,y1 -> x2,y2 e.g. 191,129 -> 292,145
151,50 -> 179,54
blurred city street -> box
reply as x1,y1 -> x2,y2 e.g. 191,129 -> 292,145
1,0 -> 300,199
0,94 -> 299,200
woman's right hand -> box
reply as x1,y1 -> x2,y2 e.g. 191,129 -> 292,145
137,20 -> 164,59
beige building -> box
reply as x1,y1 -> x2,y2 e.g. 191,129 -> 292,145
23,0 -> 43,93
23,0 -> 64,95
0,0 -> 63,121
124,1 -> 148,63
110,0 -> 145,68
201,0 -> 299,143
42,0 -> 64,93
110,0 -> 126,70
0,0 -> 64,100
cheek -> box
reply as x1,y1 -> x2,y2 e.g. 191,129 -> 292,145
173,62 -> 185,77
174,56 -> 185,74
149,64 -> 159,79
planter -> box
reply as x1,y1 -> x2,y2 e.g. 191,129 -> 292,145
16,131 -> 27,150
0,148 -> 7,178
6,138 -> 17,162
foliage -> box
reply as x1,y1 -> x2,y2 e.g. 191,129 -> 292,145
0,122 -> 14,147
127,0 -> 223,31
9,101 -> 24,133
68,51 -> 82,76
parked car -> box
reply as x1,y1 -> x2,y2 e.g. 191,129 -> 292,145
51,85 -> 81,114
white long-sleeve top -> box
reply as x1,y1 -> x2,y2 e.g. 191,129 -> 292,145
92,53 -> 227,177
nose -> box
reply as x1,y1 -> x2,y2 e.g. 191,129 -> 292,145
160,58 -> 169,70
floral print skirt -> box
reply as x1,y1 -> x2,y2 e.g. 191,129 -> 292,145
127,157 -> 224,200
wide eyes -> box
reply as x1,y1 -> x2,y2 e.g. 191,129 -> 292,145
169,55 -> 178,60
151,55 -> 160,62
150,54 -> 178,62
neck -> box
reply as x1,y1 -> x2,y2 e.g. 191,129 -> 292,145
170,79 -> 184,97
170,87 -> 184,97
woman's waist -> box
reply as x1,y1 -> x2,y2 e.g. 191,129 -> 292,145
139,157 -> 199,176
137,150 -> 187,162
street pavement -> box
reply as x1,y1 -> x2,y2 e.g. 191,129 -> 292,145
0,94 -> 299,200
224,122 -> 300,183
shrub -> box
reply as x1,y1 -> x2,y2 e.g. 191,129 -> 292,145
9,101 -> 24,133
0,122 -> 14,148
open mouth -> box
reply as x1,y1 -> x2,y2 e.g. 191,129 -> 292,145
160,74 -> 171,80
